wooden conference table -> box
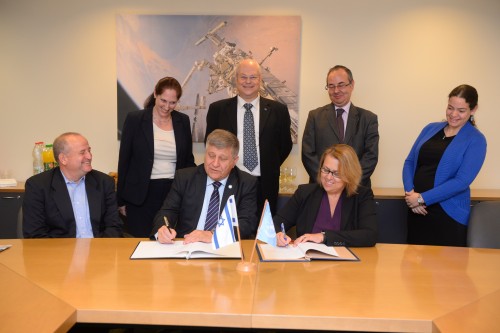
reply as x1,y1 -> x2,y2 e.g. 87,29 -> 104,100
1,239 -> 500,333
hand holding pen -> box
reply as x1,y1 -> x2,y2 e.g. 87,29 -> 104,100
279,222 -> 290,247
158,216 -> 176,244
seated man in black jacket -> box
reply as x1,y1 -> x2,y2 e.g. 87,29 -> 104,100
23,132 -> 122,238
152,129 -> 258,243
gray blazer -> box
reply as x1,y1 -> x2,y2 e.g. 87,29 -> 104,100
302,103 -> 379,186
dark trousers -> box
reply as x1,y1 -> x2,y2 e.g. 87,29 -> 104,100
125,179 -> 173,238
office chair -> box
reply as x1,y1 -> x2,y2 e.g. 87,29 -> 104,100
467,201 -> 500,249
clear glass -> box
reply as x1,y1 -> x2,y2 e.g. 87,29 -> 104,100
287,167 -> 297,192
279,166 -> 297,193
279,167 -> 287,193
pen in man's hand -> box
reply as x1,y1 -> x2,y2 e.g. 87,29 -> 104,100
281,222 -> 288,246
163,216 -> 174,240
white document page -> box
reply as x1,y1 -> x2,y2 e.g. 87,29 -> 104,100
131,241 -> 241,259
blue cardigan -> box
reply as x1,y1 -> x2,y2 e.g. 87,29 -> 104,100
403,121 -> 487,225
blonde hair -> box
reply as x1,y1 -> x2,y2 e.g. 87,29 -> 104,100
316,144 -> 361,196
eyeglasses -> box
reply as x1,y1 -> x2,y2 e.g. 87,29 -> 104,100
325,82 -> 352,91
238,75 -> 260,82
320,167 -> 341,179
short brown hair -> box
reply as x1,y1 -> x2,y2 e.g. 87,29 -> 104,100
316,144 -> 361,196
326,65 -> 354,84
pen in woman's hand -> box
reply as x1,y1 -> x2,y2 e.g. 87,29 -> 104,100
281,223 -> 288,247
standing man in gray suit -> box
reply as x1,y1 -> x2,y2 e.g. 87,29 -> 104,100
302,65 -> 379,186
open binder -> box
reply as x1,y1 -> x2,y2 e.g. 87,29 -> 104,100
256,242 -> 359,262
130,241 -> 241,260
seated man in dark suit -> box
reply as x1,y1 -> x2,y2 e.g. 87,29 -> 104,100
23,132 -> 123,238
152,129 -> 258,244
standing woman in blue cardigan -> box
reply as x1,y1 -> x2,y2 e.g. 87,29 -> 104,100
117,77 -> 196,237
403,84 -> 487,246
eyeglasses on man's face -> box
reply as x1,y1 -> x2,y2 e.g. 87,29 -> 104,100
320,167 -> 341,179
325,82 -> 352,91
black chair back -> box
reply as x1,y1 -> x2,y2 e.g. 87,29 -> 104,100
467,201 -> 500,249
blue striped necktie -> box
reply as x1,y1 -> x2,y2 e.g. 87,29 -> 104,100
204,181 -> 222,231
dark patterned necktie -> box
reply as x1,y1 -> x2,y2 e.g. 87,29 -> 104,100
204,181 -> 222,231
243,103 -> 258,171
336,108 -> 345,143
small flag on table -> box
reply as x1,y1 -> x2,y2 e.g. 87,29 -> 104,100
256,200 -> 277,246
212,195 -> 237,249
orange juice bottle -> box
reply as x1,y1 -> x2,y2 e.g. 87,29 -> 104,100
52,145 -> 58,168
42,144 -> 55,170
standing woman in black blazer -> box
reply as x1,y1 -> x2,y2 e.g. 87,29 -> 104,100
117,77 -> 196,237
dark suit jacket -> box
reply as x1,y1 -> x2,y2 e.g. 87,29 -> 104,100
302,103 -> 379,186
273,184 -> 377,247
205,96 -> 292,214
151,165 -> 258,239
23,168 -> 123,238
117,108 -> 196,206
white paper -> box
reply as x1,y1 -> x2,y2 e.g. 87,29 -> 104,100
259,242 -> 339,260
0,179 -> 17,187
0,244 -> 12,252
297,242 -> 339,257
131,240 -> 241,259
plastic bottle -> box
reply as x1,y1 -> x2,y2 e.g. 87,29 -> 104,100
32,142 -> 45,175
42,144 -> 56,171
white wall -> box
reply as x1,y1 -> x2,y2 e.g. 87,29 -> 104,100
1,0 -> 499,189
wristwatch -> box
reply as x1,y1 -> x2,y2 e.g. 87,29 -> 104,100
321,231 -> 327,244
417,195 -> 425,206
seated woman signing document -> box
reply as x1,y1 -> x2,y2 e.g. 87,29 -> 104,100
274,144 -> 377,247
